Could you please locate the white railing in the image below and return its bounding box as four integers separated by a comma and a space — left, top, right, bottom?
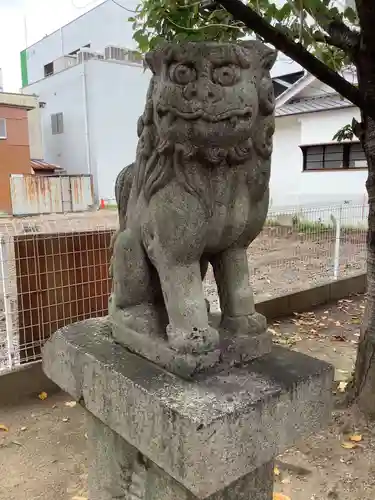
0, 203, 368, 373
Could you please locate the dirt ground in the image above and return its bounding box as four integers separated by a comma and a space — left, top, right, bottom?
0, 209, 367, 369
0, 295, 374, 500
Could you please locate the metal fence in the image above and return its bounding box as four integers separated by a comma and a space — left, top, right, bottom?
10, 174, 94, 216
0, 203, 368, 373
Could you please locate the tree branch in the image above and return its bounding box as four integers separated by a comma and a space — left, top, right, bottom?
216, 0, 375, 120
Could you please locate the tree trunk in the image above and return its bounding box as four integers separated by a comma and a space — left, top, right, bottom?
353, 145, 375, 416
352, 0, 375, 416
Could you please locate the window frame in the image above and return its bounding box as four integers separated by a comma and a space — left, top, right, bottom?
300, 141, 366, 172
44, 62, 54, 77
0, 118, 7, 139
51, 112, 64, 135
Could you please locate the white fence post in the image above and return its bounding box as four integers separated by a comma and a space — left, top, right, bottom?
331, 206, 342, 281
0, 234, 14, 369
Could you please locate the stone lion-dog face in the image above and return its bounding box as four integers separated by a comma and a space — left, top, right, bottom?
145, 41, 276, 154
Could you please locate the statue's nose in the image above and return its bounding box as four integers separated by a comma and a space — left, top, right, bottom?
183, 81, 223, 103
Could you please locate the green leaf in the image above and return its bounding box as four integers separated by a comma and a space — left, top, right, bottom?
344, 6, 358, 24
133, 29, 150, 53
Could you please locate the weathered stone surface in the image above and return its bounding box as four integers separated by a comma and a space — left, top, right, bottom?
110, 40, 277, 369
43, 318, 333, 498
86, 410, 273, 500
110, 308, 271, 378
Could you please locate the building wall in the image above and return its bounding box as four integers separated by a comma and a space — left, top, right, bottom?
0, 93, 44, 159
21, 0, 138, 87
0, 105, 32, 213
24, 63, 93, 187
24, 59, 150, 202
271, 107, 367, 209
85, 59, 151, 201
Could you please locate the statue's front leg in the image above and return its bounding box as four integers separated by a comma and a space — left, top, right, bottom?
146, 184, 219, 354
211, 248, 266, 335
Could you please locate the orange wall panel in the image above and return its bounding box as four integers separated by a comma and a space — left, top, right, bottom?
0, 105, 32, 213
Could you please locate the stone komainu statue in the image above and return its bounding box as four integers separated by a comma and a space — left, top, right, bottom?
110, 41, 277, 370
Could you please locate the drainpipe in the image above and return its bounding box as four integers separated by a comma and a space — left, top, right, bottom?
60, 27, 64, 57
81, 63, 96, 204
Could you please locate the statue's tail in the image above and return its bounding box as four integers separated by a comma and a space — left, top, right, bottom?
115, 163, 135, 230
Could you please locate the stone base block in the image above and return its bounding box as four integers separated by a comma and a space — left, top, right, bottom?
43, 317, 333, 499
110, 309, 271, 378
87, 411, 274, 500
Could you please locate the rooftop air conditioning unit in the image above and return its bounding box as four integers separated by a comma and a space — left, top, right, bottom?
104, 45, 127, 61
78, 50, 97, 64
127, 50, 143, 63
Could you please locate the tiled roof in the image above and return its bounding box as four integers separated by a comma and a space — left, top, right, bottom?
276, 93, 354, 117
31, 159, 63, 172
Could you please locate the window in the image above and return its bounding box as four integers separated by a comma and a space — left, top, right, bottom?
301, 142, 366, 171
44, 62, 54, 77
0, 118, 6, 139
51, 112, 64, 135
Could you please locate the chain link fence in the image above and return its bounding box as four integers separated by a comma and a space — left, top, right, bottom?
0, 203, 368, 373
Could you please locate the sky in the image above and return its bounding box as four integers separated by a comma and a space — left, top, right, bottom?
0, 0, 104, 91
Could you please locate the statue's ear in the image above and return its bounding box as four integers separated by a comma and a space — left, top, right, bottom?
145, 43, 171, 75
240, 40, 277, 72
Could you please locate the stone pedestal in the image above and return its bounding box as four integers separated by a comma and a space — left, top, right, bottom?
43, 318, 333, 500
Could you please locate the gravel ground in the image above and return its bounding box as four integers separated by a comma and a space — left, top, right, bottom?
0, 210, 367, 370
0, 295, 373, 500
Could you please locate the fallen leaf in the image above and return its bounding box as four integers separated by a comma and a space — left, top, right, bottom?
341, 441, 357, 449
349, 434, 362, 442
65, 401, 77, 408
332, 334, 347, 342
274, 466, 280, 476
338, 381, 348, 393
38, 392, 48, 401
20, 426, 27, 432
273, 494, 291, 500
281, 477, 291, 484
0, 424, 9, 432
351, 317, 361, 325
62, 418, 69, 423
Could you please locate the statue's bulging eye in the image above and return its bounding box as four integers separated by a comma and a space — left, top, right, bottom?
169, 63, 197, 85
212, 65, 240, 86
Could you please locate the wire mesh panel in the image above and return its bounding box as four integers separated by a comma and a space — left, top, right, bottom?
14, 230, 113, 364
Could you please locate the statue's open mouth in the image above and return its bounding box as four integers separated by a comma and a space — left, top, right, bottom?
157, 106, 253, 124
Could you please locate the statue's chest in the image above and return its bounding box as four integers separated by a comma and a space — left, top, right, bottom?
202, 166, 252, 249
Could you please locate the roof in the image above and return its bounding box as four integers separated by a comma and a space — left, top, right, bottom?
0, 92, 38, 111
31, 159, 63, 172
275, 93, 354, 117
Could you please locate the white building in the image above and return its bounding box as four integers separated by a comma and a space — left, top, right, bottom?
271, 72, 366, 210
21, 0, 147, 202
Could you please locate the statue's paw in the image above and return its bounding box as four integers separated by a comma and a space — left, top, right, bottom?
221, 312, 267, 336
166, 324, 219, 355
